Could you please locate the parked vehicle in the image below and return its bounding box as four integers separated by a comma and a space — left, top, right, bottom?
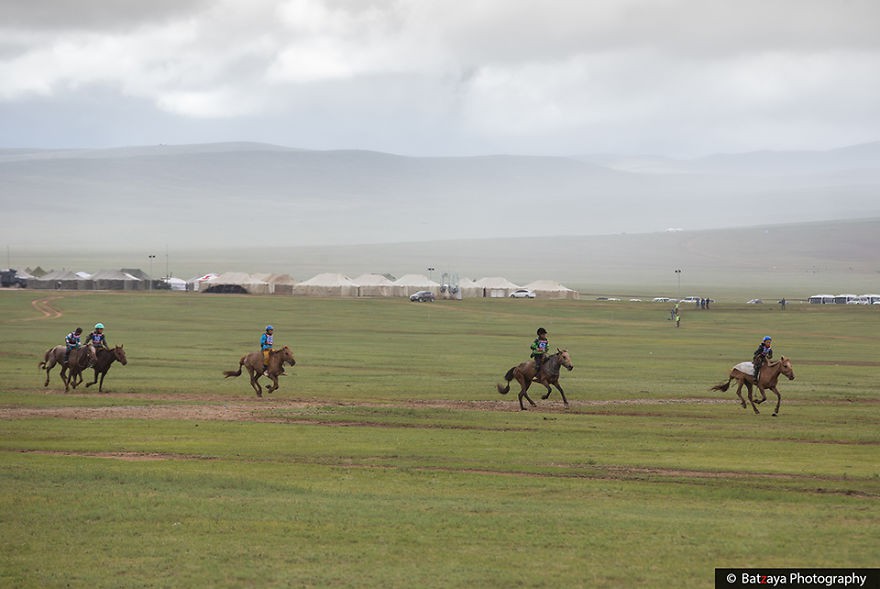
509, 289, 536, 299
409, 290, 435, 302
746, 299, 763, 304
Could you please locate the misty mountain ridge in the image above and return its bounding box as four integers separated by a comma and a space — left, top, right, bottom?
2, 141, 879, 251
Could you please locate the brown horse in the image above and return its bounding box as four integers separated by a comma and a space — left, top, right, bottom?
63, 346, 98, 392
39, 345, 95, 389
710, 356, 795, 416
83, 345, 128, 392
497, 349, 574, 410
223, 346, 296, 397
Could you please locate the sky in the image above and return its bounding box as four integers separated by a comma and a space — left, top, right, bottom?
1, 0, 879, 157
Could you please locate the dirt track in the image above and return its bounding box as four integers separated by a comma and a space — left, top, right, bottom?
0, 394, 734, 423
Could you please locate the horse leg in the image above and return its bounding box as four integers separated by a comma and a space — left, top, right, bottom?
85, 368, 99, 388
267, 374, 278, 394
517, 378, 537, 410
552, 382, 569, 406
745, 382, 760, 414
770, 386, 781, 417
734, 381, 747, 408
97, 371, 107, 393
248, 367, 262, 397
539, 381, 553, 400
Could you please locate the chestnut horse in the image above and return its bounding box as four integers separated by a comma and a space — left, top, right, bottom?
223, 346, 296, 397
497, 349, 574, 410
82, 345, 128, 393
39, 345, 95, 390
710, 356, 795, 416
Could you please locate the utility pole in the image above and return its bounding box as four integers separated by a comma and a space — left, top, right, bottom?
675, 268, 681, 300
149, 254, 156, 292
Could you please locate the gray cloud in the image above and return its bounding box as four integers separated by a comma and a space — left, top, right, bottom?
1, 0, 878, 156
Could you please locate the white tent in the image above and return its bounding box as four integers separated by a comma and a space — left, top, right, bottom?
252, 273, 296, 295
90, 269, 143, 291
163, 277, 187, 291
353, 273, 401, 297
524, 279, 580, 300
393, 274, 440, 297
456, 277, 483, 299
293, 273, 358, 297
201, 272, 270, 294
188, 273, 218, 292
473, 276, 521, 298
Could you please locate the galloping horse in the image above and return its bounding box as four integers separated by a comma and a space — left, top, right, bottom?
223, 346, 296, 397
39, 345, 95, 389
497, 349, 574, 410
710, 356, 795, 416
83, 345, 128, 393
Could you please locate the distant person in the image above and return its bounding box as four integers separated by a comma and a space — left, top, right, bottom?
779, 298, 786, 311
530, 327, 549, 376
85, 323, 108, 351
64, 327, 82, 364
261, 325, 274, 376
674, 309, 681, 328
753, 336, 773, 383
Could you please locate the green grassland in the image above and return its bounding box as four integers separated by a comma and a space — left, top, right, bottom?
1, 290, 878, 588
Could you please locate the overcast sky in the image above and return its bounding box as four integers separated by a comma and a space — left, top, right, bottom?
2, 0, 879, 157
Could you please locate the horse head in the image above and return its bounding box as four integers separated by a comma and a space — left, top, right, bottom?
278, 346, 296, 367
113, 345, 128, 366
779, 356, 794, 380
556, 348, 574, 371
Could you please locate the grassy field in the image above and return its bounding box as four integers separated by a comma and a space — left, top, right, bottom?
1, 290, 878, 588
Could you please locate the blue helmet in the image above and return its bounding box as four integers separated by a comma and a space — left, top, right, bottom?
266, 325, 274, 331
95, 323, 105, 329
763, 336, 772, 341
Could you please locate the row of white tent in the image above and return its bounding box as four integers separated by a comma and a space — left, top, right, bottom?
189, 272, 579, 299
808, 294, 880, 304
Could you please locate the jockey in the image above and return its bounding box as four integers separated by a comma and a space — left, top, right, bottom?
530, 327, 549, 376
85, 323, 109, 351
753, 336, 773, 383
64, 327, 83, 364
261, 325, 274, 376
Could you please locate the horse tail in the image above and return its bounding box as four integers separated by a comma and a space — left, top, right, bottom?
38, 348, 51, 369
222, 356, 246, 378
496, 366, 516, 395
709, 378, 731, 392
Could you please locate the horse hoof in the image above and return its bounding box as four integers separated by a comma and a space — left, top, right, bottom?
772, 413, 778, 417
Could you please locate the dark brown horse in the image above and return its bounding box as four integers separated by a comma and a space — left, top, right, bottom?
39, 345, 95, 390
223, 346, 296, 397
710, 356, 795, 416
82, 345, 128, 392
497, 349, 574, 410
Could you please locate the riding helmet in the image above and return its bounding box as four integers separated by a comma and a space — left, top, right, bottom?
763, 336, 772, 341
537, 327, 547, 336
266, 325, 274, 331
94, 323, 104, 329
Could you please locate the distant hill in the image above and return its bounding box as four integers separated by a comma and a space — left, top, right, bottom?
2, 142, 879, 254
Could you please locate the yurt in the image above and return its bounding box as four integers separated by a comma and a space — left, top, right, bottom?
29, 269, 81, 290
393, 274, 440, 297
252, 273, 296, 295
353, 274, 400, 297
89, 269, 142, 291
292, 273, 359, 297
524, 280, 580, 300
188, 273, 218, 292
201, 272, 270, 294
473, 276, 521, 298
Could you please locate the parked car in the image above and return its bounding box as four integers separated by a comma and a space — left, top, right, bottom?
746, 299, 763, 304
509, 289, 536, 299
409, 290, 435, 302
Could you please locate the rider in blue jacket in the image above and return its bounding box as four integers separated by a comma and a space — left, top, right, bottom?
261, 325, 274, 376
